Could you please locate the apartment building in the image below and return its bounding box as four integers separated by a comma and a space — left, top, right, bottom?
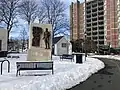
70, 0, 119, 48
104, 0, 118, 48
117, 0, 120, 46
70, 1, 84, 40
86, 0, 104, 49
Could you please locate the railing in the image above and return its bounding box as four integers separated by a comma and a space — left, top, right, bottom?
0, 58, 10, 75
0, 51, 10, 75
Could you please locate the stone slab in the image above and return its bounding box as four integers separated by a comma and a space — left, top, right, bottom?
27, 23, 52, 61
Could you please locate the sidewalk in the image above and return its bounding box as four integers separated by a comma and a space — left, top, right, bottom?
68, 58, 120, 90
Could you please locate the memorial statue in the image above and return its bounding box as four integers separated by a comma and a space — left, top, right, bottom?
43, 28, 50, 49
32, 27, 43, 47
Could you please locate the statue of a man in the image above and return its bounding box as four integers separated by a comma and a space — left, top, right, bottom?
43, 28, 50, 49
32, 27, 43, 47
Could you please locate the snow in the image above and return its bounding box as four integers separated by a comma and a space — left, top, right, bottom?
0, 54, 105, 90
90, 55, 120, 61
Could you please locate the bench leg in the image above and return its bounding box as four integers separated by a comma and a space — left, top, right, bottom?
16, 70, 20, 76
19, 71, 20, 75
52, 69, 54, 74
16, 70, 19, 76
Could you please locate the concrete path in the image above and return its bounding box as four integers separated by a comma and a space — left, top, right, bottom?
68, 58, 120, 90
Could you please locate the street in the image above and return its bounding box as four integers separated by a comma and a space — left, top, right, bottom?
68, 58, 120, 90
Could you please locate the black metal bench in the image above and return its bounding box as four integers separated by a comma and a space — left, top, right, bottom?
16, 61, 54, 76
60, 54, 74, 61
7, 55, 19, 58
0, 51, 10, 75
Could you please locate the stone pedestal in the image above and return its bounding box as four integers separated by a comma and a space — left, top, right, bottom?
27, 47, 51, 61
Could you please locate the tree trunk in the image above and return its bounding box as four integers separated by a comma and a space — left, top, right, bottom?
7, 30, 10, 51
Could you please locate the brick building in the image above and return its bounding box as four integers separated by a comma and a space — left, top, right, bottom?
70, 0, 119, 48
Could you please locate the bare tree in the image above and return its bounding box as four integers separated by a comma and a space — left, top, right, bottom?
39, 0, 69, 37
19, 27, 28, 52
0, 0, 19, 39
54, 17, 70, 36
18, 0, 38, 25
37, 6, 47, 23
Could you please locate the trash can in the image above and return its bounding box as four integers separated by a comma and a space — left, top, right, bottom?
76, 54, 82, 63
72, 53, 83, 63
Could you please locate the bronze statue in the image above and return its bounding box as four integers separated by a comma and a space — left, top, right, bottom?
32, 27, 43, 47
43, 28, 50, 49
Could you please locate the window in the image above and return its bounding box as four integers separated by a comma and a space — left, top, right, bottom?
61, 43, 67, 47
0, 40, 1, 51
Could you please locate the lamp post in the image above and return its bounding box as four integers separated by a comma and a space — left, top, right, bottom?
84, 33, 87, 61
84, 0, 87, 61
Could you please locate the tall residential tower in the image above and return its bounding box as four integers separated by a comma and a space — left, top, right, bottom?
70, 0, 119, 48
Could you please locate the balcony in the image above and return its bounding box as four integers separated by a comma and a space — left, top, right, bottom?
92, 27, 97, 31
98, 5, 104, 8
87, 19, 91, 23
94, 41, 97, 43
87, 32, 91, 36
87, 29, 91, 32
98, 7, 104, 11
98, 24, 104, 27
99, 31, 104, 34
92, 35, 98, 39
92, 4, 97, 8
87, 2, 91, 6
87, 37, 91, 40
98, 29, 104, 32
92, 32, 97, 35
98, 26, 104, 30
98, 1, 104, 6
98, 16, 104, 20
87, 10, 91, 14
87, 6, 91, 10
92, 13, 97, 17
92, 0, 97, 5
92, 30, 98, 33
99, 41, 104, 44
92, 8, 97, 12
87, 15, 91, 18
92, 18, 97, 21
98, 10, 104, 13
99, 34, 104, 37
98, 21, 104, 25
92, 22, 97, 26
87, 23, 91, 27
98, 11, 104, 16
93, 37, 98, 40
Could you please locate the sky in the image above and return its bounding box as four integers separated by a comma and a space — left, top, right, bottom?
10, 0, 85, 38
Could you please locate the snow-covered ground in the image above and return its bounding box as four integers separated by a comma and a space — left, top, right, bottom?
0, 54, 105, 90
89, 55, 120, 61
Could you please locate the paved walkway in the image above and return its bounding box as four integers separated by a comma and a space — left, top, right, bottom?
68, 58, 120, 90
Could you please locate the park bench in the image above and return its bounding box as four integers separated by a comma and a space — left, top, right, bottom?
0, 51, 10, 75
60, 54, 74, 61
7, 55, 19, 59
16, 61, 54, 76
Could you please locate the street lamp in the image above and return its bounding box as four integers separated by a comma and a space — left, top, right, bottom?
84, 33, 87, 61
84, 0, 87, 61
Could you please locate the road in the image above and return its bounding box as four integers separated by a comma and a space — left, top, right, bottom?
67, 58, 120, 90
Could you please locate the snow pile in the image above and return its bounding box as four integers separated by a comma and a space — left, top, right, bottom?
90, 55, 120, 61
0, 54, 105, 90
